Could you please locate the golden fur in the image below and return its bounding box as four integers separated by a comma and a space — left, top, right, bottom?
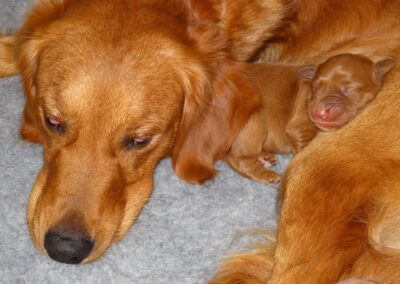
0, 0, 288, 263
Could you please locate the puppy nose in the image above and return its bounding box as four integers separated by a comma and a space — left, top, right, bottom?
44, 231, 94, 264
314, 104, 343, 121
315, 107, 329, 120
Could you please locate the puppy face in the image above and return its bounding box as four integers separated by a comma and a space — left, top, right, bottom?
298, 54, 395, 131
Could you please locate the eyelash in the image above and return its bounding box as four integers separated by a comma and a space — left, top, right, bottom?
45, 116, 64, 132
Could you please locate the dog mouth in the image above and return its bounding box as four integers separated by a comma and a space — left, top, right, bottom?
310, 118, 348, 131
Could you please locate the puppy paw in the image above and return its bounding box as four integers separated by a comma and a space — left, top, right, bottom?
258, 153, 278, 167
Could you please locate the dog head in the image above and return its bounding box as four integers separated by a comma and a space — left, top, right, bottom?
297, 54, 395, 131
8, 0, 281, 263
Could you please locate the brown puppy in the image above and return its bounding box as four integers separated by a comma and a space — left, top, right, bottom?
225, 54, 395, 184
0, 0, 288, 264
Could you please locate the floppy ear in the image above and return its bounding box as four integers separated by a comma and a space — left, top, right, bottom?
7, 0, 71, 144
215, 0, 288, 61
296, 65, 317, 81
184, 0, 288, 61
18, 37, 48, 144
373, 59, 396, 85
0, 35, 19, 77
172, 1, 261, 184
172, 62, 261, 184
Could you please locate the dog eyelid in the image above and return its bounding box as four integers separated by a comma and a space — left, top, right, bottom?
124, 136, 152, 150
45, 116, 64, 133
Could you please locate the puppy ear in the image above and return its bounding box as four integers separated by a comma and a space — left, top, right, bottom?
173, 63, 261, 184
373, 59, 396, 85
297, 65, 317, 81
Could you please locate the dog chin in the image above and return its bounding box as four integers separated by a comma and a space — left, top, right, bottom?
312, 119, 346, 132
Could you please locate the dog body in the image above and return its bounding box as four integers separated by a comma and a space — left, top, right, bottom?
226, 54, 394, 184
211, 0, 400, 283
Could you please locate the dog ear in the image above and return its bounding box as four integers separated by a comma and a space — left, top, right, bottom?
9, 0, 72, 143
217, 0, 288, 61
172, 1, 261, 184
172, 62, 261, 184
18, 36, 49, 143
297, 65, 317, 81
184, 0, 287, 61
373, 59, 396, 85
0, 35, 19, 77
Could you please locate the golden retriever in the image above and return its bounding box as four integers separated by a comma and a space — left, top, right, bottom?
0, 0, 288, 264
211, 0, 400, 283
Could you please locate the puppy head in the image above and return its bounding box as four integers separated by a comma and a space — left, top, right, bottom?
18, 0, 260, 263
297, 54, 395, 131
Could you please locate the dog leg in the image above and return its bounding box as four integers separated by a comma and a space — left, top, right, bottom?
269, 150, 379, 283
345, 191, 400, 284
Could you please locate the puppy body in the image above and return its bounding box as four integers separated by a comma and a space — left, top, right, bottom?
225, 63, 306, 183
226, 54, 393, 184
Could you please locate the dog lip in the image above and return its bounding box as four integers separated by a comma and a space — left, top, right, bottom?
310, 117, 346, 130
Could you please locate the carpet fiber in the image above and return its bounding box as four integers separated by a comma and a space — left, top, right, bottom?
0, 1, 291, 283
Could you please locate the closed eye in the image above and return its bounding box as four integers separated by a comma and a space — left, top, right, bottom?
45, 116, 64, 133
124, 136, 152, 150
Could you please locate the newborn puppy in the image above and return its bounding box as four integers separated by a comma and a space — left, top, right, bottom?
225, 54, 395, 183
299, 54, 396, 131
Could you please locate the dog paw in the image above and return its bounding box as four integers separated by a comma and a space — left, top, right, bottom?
258, 153, 278, 167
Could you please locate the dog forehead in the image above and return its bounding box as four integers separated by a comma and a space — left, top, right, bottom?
36, 41, 186, 134
317, 55, 375, 82
42, 58, 183, 114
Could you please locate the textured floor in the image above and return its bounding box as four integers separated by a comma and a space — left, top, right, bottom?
0, 1, 291, 283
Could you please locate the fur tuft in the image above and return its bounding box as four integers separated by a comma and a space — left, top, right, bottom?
0, 34, 18, 77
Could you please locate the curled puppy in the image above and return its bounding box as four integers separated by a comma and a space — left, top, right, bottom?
225, 54, 395, 183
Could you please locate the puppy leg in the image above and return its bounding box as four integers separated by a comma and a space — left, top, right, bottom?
226, 155, 281, 184
258, 152, 278, 167
225, 111, 280, 184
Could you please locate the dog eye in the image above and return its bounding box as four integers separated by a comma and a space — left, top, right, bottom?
341, 86, 353, 94
45, 116, 64, 132
124, 136, 151, 150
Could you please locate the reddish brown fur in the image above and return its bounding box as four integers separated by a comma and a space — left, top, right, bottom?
0, 0, 288, 263
211, 0, 400, 283
225, 54, 392, 184
302, 54, 395, 131
262, 0, 400, 63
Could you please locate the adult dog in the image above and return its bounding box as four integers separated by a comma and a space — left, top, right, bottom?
0, 0, 288, 264
211, 0, 400, 283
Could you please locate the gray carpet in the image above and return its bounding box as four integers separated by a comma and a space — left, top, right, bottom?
0, 1, 290, 283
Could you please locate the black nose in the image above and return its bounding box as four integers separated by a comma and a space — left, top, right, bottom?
44, 231, 94, 264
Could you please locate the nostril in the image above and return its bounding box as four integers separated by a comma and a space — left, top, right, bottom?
44, 231, 94, 264
314, 104, 344, 122
315, 107, 328, 120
